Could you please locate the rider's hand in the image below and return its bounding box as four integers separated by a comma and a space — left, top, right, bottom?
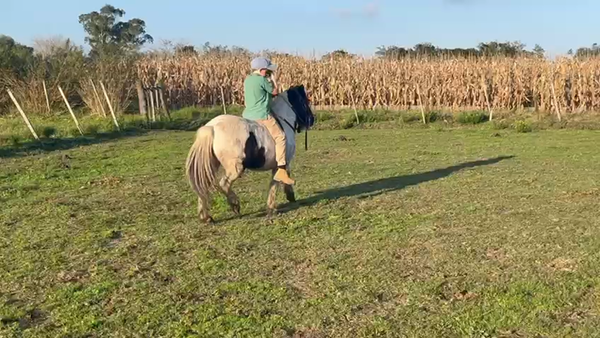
269, 72, 279, 88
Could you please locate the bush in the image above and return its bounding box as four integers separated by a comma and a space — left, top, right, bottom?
84, 124, 100, 135
316, 111, 335, 122
457, 111, 489, 124
425, 111, 441, 123
402, 112, 421, 123
339, 114, 356, 129
67, 128, 82, 137
401, 111, 445, 124
10, 135, 22, 147
41, 126, 57, 138
513, 120, 533, 133
492, 120, 510, 130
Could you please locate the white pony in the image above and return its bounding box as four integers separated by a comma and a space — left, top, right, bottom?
185, 85, 314, 223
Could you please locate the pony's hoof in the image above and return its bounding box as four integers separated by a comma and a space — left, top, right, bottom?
231, 204, 241, 216
201, 216, 214, 224
266, 209, 278, 220
284, 186, 296, 203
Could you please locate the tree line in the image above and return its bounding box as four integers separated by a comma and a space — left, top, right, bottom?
3, 3, 600, 79
326, 42, 600, 60
2, 3, 600, 115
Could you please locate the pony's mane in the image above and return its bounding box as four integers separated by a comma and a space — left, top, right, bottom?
271, 85, 314, 132
271, 90, 297, 121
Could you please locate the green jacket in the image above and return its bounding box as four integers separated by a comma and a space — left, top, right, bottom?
242, 73, 274, 120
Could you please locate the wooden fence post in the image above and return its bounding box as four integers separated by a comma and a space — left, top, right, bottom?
100, 81, 121, 131
7, 89, 39, 140
158, 86, 171, 121
90, 79, 107, 117
42, 80, 51, 113
58, 86, 84, 135
149, 88, 156, 122
136, 80, 147, 116
220, 85, 228, 115
482, 77, 493, 122
416, 84, 427, 124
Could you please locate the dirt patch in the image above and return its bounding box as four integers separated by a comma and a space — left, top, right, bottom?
547, 257, 577, 272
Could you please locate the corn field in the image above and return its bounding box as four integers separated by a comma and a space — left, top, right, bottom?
4, 55, 600, 116
137, 55, 600, 114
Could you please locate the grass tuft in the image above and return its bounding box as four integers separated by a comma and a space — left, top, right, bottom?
457, 111, 489, 125
513, 120, 533, 133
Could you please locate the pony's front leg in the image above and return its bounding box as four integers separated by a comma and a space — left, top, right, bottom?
266, 169, 279, 218
283, 169, 296, 203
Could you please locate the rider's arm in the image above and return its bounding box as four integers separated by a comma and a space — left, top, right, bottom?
270, 74, 279, 96
262, 76, 278, 96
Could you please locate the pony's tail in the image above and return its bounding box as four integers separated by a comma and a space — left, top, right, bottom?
185, 126, 220, 201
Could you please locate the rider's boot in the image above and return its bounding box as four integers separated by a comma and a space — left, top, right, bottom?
273, 167, 295, 185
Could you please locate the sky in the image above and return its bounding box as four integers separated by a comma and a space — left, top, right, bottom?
1, 0, 598, 57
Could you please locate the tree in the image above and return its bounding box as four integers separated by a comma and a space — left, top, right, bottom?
375, 41, 549, 59
322, 49, 354, 60
413, 43, 438, 56
78, 4, 153, 57
197, 42, 250, 57
575, 43, 600, 59
0, 35, 35, 76
376, 44, 479, 59
33, 37, 85, 81
533, 44, 545, 58
444, 48, 480, 58
175, 45, 197, 56
33, 35, 74, 57
375, 45, 411, 59
478, 40, 530, 57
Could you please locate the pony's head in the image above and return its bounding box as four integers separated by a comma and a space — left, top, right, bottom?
272, 85, 315, 133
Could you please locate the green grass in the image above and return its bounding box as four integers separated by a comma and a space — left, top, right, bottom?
2, 115, 600, 336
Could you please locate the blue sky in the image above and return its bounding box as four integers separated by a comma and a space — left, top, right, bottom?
1, 0, 598, 57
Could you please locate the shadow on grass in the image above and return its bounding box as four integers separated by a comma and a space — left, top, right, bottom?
199, 156, 516, 223
273, 155, 515, 215
0, 129, 150, 158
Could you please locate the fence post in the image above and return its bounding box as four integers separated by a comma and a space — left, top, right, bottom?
136, 80, 147, 116
42, 80, 51, 113
7, 89, 39, 140
100, 81, 121, 131
58, 86, 84, 135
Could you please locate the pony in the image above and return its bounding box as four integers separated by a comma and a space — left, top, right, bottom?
185, 85, 315, 223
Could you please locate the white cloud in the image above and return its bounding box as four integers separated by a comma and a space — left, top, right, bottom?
331, 1, 380, 19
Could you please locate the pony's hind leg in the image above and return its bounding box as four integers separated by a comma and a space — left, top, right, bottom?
218, 161, 244, 215
267, 169, 279, 218
283, 169, 296, 203
197, 196, 214, 224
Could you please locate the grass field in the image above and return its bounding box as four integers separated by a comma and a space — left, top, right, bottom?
2, 124, 600, 337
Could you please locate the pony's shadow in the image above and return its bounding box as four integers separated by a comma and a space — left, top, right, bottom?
219, 155, 514, 222
279, 155, 514, 215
